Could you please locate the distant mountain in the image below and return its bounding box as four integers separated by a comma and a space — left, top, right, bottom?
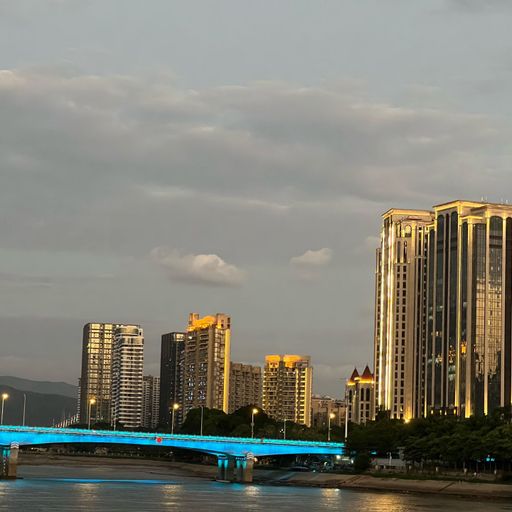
0, 376, 77, 398
0, 385, 77, 427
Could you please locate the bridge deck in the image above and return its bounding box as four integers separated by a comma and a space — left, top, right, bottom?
0, 426, 344, 458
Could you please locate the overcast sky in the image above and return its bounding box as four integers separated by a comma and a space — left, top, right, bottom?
1, 0, 512, 396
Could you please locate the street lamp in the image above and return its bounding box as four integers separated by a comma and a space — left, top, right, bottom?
200, 405, 204, 436
87, 398, 96, 430
251, 408, 259, 438
328, 412, 335, 442
171, 403, 180, 435
22, 393, 27, 426
283, 418, 287, 440
1, 393, 9, 425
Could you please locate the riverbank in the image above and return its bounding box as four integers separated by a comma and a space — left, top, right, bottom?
17, 453, 512, 499
267, 471, 512, 499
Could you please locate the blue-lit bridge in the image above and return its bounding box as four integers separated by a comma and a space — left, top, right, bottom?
0, 426, 344, 482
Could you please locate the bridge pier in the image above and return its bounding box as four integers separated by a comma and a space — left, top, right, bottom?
234, 455, 254, 483
1, 444, 18, 479
216, 455, 235, 482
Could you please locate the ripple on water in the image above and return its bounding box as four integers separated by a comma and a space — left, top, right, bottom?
1, 465, 510, 512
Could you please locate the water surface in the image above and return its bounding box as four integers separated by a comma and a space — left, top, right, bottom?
1, 465, 510, 511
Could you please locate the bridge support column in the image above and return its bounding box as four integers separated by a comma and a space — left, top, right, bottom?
234, 455, 254, 483
1, 444, 18, 479
216, 455, 235, 482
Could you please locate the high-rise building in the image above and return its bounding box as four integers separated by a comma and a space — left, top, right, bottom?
345, 366, 375, 425
311, 395, 346, 430
183, 313, 231, 416
228, 363, 262, 413
142, 375, 160, 430
423, 201, 512, 417
374, 209, 434, 420
375, 200, 512, 419
111, 325, 144, 429
159, 332, 185, 427
79, 323, 117, 424
262, 355, 313, 427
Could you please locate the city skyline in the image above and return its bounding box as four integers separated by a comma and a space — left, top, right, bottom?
2, 1, 512, 397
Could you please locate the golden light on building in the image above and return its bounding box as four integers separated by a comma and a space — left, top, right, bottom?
262, 354, 312, 427
345, 367, 375, 425
183, 313, 231, 415
374, 200, 512, 420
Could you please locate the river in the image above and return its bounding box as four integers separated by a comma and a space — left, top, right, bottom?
0, 464, 511, 511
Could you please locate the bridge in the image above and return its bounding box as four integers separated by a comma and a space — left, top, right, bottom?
0, 426, 344, 482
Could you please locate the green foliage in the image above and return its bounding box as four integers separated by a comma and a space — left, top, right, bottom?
347, 413, 512, 470
179, 405, 339, 441
353, 451, 371, 472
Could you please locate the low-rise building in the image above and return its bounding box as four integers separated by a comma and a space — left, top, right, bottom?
345, 366, 375, 425
311, 395, 346, 430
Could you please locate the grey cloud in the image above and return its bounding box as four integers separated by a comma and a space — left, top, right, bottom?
151, 247, 246, 287
0, 69, 507, 258
290, 248, 333, 267
1, 68, 511, 395
290, 248, 333, 281
446, 0, 512, 10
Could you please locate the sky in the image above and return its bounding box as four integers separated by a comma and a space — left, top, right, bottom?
1, 0, 512, 396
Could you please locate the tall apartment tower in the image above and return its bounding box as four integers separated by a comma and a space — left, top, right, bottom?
262, 355, 313, 427
183, 313, 231, 416
228, 363, 262, 413
375, 200, 512, 419
374, 209, 434, 420
345, 367, 375, 425
159, 332, 186, 427
79, 323, 117, 424
423, 200, 512, 417
142, 375, 160, 430
111, 325, 144, 429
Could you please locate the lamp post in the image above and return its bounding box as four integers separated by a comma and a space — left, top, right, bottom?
87, 398, 96, 430
22, 393, 26, 426
344, 407, 349, 441
328, 412, 335, 442
171, 403, 180, 435
1, 393, 9, 425
283, 418, 287, 440
251, 408, 259, 438
200, 405, 204, 436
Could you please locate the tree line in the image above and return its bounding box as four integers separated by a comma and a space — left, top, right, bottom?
348, 408, 512, 472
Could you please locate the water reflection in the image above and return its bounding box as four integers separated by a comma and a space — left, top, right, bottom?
0, 465, 509, 512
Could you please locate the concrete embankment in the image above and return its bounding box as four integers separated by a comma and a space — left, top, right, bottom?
265, 471, 512, 499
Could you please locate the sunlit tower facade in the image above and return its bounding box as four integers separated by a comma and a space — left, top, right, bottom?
375, 200, 512, 420
423, 200, 512, 417
79, 323, 117, 424
183, 313, 231, 416
374, 209, 434, 420
262, 355, 313, 427
111, 325, 144, 429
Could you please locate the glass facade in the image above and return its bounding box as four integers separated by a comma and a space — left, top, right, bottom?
377, 201, 512, 419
